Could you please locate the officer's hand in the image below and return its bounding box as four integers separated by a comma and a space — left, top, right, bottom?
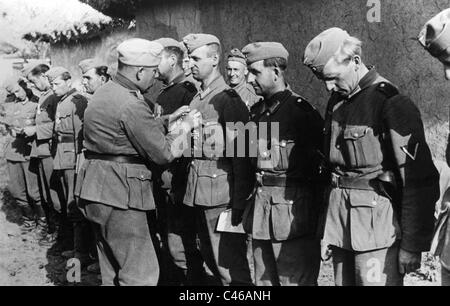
398, 248, 421, 275
231, 208, 244, 226
23, 126, 37, 137
169, 105, 190, 124
183, 110, 202, 130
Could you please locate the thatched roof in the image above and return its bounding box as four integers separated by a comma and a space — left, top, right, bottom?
80, 0, 144, 19
0, 0, 132, 50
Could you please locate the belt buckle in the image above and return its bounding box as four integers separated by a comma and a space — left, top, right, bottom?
331, 174, 340, 188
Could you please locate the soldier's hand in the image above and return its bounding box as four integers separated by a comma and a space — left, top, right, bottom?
169, 105, 190, 124
231, 208, 244, 226
23, 126, 37, 137
183, 110, 202, 130
398, 248, 421, 275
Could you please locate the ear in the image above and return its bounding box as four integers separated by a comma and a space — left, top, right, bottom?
273, 67, 281, 78
136, 67, 144, 81
100, 76, 107, 84
353, 55, 362, 69
211, 53, 219, 67
170, 54, 177, 67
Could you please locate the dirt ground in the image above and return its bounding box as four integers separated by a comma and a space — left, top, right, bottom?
0, 133, 442, 286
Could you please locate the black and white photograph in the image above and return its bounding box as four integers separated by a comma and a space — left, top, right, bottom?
0, 0, 449, 292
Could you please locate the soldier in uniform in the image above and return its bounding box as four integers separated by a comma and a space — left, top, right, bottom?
46, 67, 90, 262
74, 38, 201, 286
1, 79, 41, 229
79, 59, 110, 96
153, 37, 204, 285
226, 48, 260, 109
418, 9, 450, 286
182, 33, 253, 286
241, 42, 323, 286
303, 27, 440, 286
22, 61, 61, 243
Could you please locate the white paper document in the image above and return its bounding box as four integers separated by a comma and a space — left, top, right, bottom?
215, 209, 246, 234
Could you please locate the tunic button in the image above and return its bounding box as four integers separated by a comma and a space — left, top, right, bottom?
258, 188, 262, 193
140, 175, 144, 179
371, 201, 377, 206
260, 171, 265, 176
288, 200, 294, 205
212, 174, 217, 178
353, 133, 359, 137
336, 145, 340, 149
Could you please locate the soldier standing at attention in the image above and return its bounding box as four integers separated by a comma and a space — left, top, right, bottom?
153, 37, 204, 285
46, 67, 90, 264
418, 8, 450, 286
22, 62, 61, 243
2, 79, 40, 229
241, 42, 323, 286
182, 33, 253, 286
303, 27, 440, 286
75, 38, 201, 286
226, 48, 261, 109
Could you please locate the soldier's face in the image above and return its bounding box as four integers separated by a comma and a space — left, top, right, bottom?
226, 61, 247, 86
247, 60, 276, 97
156, 51, 174, 82
322, 57, 360, 96
12, 84, 27, 101
188, 45, 216, 81
51, 77, 71, 97
27, 73, 50, 92
82, 68, 104, 94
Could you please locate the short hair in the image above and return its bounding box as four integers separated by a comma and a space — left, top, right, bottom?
60, 71, 72, 81
263, 57, 288, 72
30, 64, 50, 76
18, 79, 37, 101
94, 66, 111, 81
164, 46, 184, 68
334, 36, 363, 64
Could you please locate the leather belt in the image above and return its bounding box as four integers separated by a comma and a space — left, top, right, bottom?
256, 173, 307, 187
58, 135, 75, 143
85, 151, 145, 164
331, 173, 377, 191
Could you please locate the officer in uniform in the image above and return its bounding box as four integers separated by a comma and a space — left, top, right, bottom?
303, 27, 440, 286
79, 59, 110, 96
22, 61, 61, 242
2, 79, 40, 229
47, 67, 90, 262
75, 38, 201, 286
226, 48, 260, 109
241, 42, 323, 286
153, 37, 204, 285
182, 33, 253, 286
418, 9, 450, 286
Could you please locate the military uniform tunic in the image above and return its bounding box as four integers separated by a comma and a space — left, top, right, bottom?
243, 89, 323, 285
184, 74, 253, 285
322, 68, 439, 285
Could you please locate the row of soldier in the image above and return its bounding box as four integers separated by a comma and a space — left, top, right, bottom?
1, 19, 449, 286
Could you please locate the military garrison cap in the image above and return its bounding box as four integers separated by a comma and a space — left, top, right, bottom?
182, 33, 220, 54
117, 38, 163, 67
418, 9, 450, 62
22, 60, 50, 77
79, 58, 105, 74
46, 66, 70, 82
242, 42, 289, 65
227, 48, 247, 65
303, 27, 351, 75
155, 37, 184, 50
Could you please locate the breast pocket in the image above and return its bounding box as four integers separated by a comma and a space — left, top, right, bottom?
349, 190, 400, 251
272, 139, 295, 171
195, 163, 232, 207
126, 167, 155, 211
341, 126, 382, 168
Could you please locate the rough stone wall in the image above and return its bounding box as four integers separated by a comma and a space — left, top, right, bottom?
135, 0, 450, 159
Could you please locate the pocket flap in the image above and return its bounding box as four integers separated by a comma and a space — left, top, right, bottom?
271, 187, 302, 204
196, 161, 231, 178
349, 190, 390, 208
126, 167, 152, 181
62, 142, 75, 153
343, 127, 368, 140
